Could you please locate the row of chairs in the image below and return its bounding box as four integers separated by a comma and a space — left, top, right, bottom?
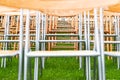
0, 8, 120, 80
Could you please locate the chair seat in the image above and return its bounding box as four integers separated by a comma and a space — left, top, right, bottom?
0, 50, 19, 57
104, 51, 120, 57
26, 50, 100, 57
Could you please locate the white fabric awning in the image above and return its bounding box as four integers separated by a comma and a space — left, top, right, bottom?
0, 0, 119, 16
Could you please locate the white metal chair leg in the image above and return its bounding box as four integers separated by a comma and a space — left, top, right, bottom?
42, 57, 45, 69
1, 58, 6, 68
24, 56, 28, 80
41, 14, 45, 69
98, 56, 102, 80
117, 57, 120, 69
84, 11, 90, 80
78, 13, 83, 69
34, 11, 41, 80
24, 9, 30, 80
94, 8, 103, 80
3, 58, 6, 68
18, 9, 24, 80
79, 57, 82, 69
99, 8, 105, 80
88, 57, 91, 80
85, 57, 91, 80
34, 58, 39, 80
87, 11, 91, 80
86, 57, 89, 80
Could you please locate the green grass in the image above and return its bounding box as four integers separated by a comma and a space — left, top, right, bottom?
105, 57, 120, 80
39, 57, 85, 80
0, 42, 119, 80
0, 58, 18, 80
0, 57, 120, 80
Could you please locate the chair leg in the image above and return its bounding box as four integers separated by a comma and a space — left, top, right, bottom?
86, 57, 88, 80
88, 57, 91, 80
79, 56, 82, 69
42, 57, 45, 69
0, 58, 6, 68
4, 58, 6, 68
117, 57, 120, 69
18, 54, 23, 80
34, 57, 39, 80
24, 56, 28, 80
86, 57, 91, 80
98, 56, 102, 80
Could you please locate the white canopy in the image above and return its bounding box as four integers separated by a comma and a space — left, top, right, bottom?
0, 0, 119, 16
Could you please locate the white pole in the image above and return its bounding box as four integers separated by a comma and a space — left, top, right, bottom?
41, 14, 45, 69
99, 8, 105, 80
34, 11, 40, 80
24, 9, 30, 80
78, 13, 82, 69
94, 8, 102, 80
18, 9, 24, 80
87, 11, 91, 80
84, 11, 89, 80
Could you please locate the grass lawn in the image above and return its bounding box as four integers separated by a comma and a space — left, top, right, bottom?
0, 56, 120, 80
